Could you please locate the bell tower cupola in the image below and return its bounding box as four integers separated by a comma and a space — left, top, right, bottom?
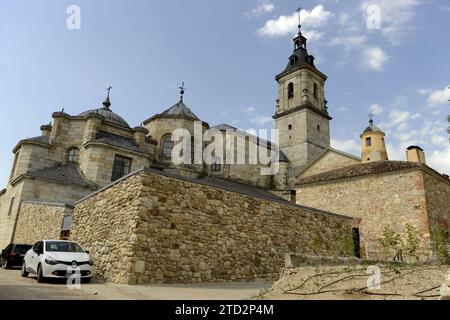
273, 6, 331, 174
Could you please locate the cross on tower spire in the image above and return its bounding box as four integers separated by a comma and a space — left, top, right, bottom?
179, 82, 186, 102
103, 86, 112, 109
369, 113, 374, 124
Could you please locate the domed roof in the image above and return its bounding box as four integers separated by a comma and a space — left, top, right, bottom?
78, 107, 130, 129
363, 120, 383, 134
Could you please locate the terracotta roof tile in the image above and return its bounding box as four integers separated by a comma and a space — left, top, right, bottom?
296, 161, 425, 185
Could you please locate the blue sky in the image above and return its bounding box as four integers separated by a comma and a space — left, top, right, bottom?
0, 0, 449, 186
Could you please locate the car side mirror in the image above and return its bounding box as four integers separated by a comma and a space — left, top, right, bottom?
85, 250, 90, 254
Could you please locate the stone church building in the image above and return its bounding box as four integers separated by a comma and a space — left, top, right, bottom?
0, 25, 448, 284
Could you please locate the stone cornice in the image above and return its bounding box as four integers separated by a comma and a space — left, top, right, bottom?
273, 102, 332, 121
12, 140, 49, 154
143, 114, 211, 128
275, 64, 327, 82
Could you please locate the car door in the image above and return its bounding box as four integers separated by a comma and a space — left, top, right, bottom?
27, 241, 42, 272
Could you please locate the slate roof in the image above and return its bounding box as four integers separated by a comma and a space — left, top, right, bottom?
211, 124, 274, 148
363, 121, 383, 134
20, 135, 50, 145
143, 100, 201, 124
296, 161, 426, 185
78, 107, 131, 129
161, 101, 200, 120
90, 131, 141, 153
26, 163, 96, 188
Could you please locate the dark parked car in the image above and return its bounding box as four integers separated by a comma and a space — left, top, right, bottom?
1, 244, 32, 269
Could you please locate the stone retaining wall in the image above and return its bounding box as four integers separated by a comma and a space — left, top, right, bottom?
71, 169, 354, 285
14, 201, 72, 244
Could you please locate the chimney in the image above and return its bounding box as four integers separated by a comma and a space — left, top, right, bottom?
406, 146, 426, 164
40, 124, 52, 137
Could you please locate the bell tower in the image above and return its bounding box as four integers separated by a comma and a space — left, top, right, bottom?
273, 10, 331, 174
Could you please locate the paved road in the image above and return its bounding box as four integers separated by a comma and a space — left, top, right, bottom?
0, 267, 272, 300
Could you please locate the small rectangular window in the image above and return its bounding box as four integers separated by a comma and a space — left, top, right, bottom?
288, 124, 292, 130
366, 137, 372, 147
111, 155, 132, 182
7, 197, 15, 217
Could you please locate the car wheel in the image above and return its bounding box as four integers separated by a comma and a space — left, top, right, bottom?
82, 278, 92, 284
37, 264, 46, 283
21, 262, 29, 277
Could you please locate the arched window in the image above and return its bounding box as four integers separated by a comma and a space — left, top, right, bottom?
67, 147, 80, 163
288, 83, 294, 99
161, 135, 174, 158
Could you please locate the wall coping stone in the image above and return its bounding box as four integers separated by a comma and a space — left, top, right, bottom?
21, 200, 75, 209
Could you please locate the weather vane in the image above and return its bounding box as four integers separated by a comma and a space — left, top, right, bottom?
107, 86, 112, 97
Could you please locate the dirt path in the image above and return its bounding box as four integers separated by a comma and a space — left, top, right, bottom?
0, 268, 272, 300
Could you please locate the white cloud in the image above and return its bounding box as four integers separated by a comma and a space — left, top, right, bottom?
394, 130, 418, 142
250, 115, 272, 125
329, 35, 366, 51
361, 0, 422, 45
257, 5, 332, 38
386, 143, 406, 161
396, 122, 409, 132
388, 109, 421, 127
242, 106, 256, 113
337, 106, 349, 112
418, 88, 433, 96
420, 120, 447, 137
369, 103, 384, 115
246, 1, 274, 18
427, 86, 450, 106
431, 135, 447, 145
362, 47, 389, 71
428, 145, 450, 175
331, 138, 360, 155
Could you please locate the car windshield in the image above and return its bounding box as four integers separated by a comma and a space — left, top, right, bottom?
13, 245, 32, 253
45, 241, 84, 253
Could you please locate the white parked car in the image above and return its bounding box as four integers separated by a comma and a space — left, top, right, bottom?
22, 240, 93, 283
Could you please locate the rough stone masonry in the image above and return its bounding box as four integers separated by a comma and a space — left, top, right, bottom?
70, 168, 354, 285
